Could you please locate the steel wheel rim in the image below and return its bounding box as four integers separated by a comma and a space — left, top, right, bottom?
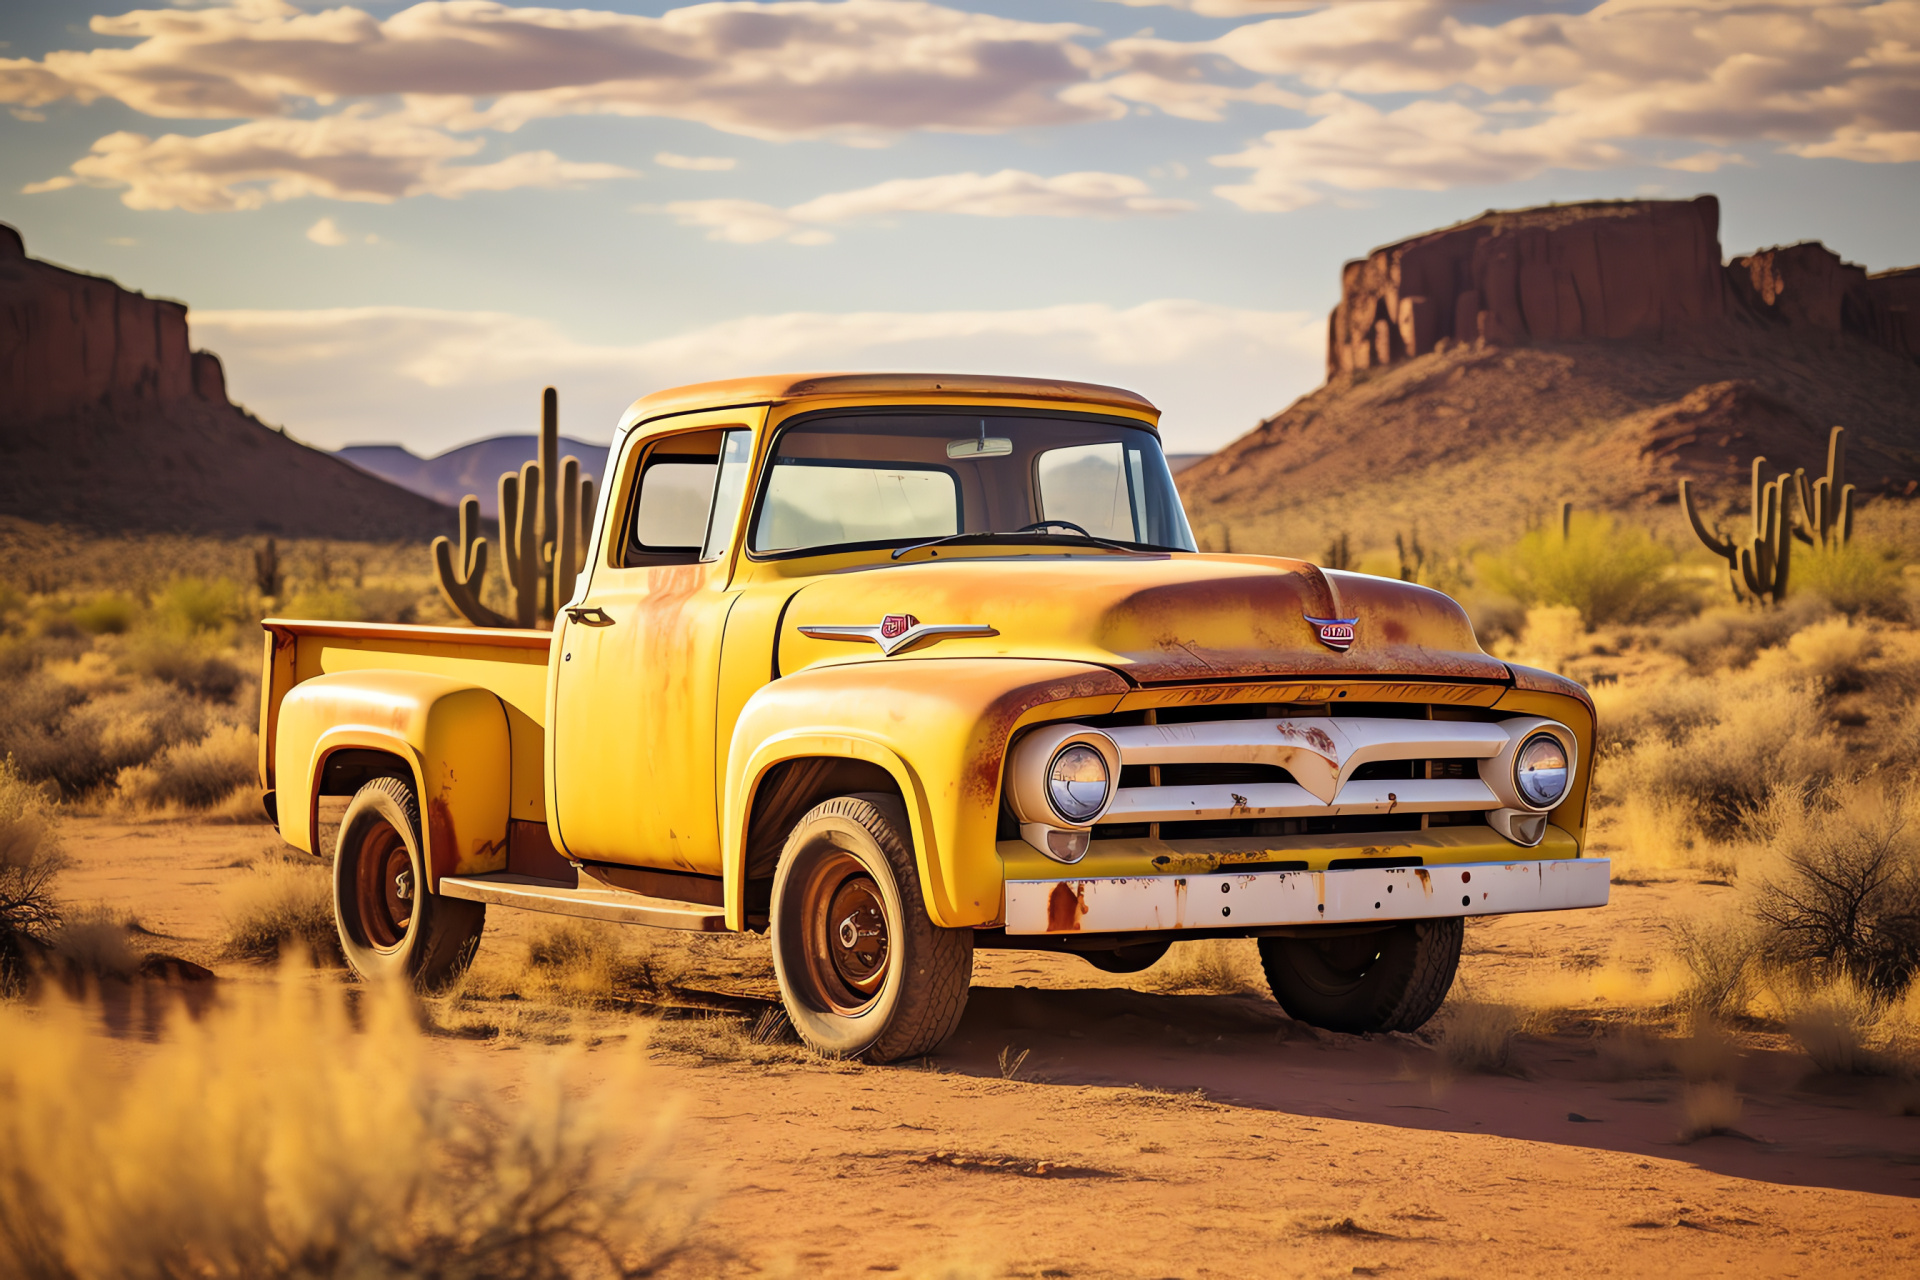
354, 821, 413, 951
1292, 933, 1384, 997
798, 848, 891, 1014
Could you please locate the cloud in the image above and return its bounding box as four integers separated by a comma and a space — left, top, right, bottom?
661, 168, 1195, 243
0, 0, 1115, 139
655, 151, 736, 171
306, 216, 349, 245
26, 113, 635, 211
187, 300, 1323, 453
1212, 94, 1626, 210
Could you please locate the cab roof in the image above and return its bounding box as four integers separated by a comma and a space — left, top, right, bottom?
619, 372, 1159, 432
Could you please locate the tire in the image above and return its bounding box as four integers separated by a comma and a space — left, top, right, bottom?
333, 777, 486, 992
1078, 941, 1172, 974
770, 794, 973, 1062
1258, 918, 1462, 1034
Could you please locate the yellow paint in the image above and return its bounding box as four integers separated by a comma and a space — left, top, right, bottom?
272, 669, 510, 885
258, 373, 1599, 937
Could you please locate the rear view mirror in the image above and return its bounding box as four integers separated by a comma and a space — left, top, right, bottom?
947, 436, 1012, 458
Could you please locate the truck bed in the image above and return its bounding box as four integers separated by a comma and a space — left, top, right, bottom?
259, 618, 554, 831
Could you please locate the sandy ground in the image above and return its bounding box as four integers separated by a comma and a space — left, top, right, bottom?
50, 812, 1920, 1278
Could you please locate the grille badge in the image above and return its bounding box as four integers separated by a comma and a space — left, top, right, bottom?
1304, 615, 1357, 651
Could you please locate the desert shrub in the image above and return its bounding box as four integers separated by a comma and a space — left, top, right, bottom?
44, 906, 142, 982
224, 855, 340, 964
1778, 616, 1878, 691
1479, 513, 1694, 630
1795, 541, 1907, 620
1609, 672, 1843, 833
120, 625, 245, 700
1669, 913, 1760, 1017
1749, 780, 1920, 999
150, 575, 241, 634
1781, 975, 1888, 1074
1660, 594, 1831, 672
68, 594, 134, 636
279, 587, 365, 622
116, 723, 256, 812
1144, 939, 1262, 995
0, 679, 210, 800
0, 759, 67, 991
1435, 999, 1524, 1073
0, 973, 694, 1279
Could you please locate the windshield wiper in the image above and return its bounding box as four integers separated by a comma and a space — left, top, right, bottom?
890, 520, 1156, 561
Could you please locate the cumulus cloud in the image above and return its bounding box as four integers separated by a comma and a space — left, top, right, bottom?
188, 300, 1322, 453
1212, 94, 1627, 210
655, 151, 736, 171
0, 0, 1114, 138
23, 113, 634, 211
1197, 0, 1920, 203
306, 216, 349, 246
662, 168, 1194, 243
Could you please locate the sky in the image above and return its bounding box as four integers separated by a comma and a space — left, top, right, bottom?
3, 0, 1916, 457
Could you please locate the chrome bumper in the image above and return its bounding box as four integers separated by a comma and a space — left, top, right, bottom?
1003, 858, 1610, 935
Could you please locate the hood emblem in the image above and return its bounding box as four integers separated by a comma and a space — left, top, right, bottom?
1304, 615, 1357, 652
800, 613, 999, 656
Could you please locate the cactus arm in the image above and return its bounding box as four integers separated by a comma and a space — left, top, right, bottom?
1841, 484, 1855, 545
512, 461, 541, 628
432, 519, 512, 629
1791, 469, 1816, 545
1680, 479, 1736, 559
577, 476, 595, 572
1773, 474, 1794, 600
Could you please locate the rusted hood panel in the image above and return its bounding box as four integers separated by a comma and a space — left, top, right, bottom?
777, 554, 1507, 684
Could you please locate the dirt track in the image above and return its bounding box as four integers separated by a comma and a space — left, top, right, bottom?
55, 813, 1920, 1278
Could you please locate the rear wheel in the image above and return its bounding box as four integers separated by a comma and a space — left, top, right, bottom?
332, 777, 485, 991
1258, 919, 1461, 1033
770, 794, 972, 1062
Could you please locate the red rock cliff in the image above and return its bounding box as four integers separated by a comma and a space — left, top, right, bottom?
1327, 197, 1919, 380
0, 224, 453, 538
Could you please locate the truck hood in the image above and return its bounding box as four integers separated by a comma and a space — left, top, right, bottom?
776, 554, 1509, 685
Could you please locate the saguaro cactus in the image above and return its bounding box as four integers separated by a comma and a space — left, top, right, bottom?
432, 387, 595, 629
1681, 457, 1798, 605
1793, 425, 1855, 550
252, 537, 283, 599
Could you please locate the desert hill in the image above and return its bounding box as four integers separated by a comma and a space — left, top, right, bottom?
338, 435, 610, 517
1179, 196, 1920, 555
0, 225, 453, 539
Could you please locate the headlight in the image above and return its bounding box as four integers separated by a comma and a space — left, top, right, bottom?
1514, 733, 1570, 808
1047, 744, 1110, 824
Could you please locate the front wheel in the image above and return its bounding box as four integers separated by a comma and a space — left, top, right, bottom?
770, 795, 973, 1062
1258, 918, 1462, 1034
332, 777, 485, 991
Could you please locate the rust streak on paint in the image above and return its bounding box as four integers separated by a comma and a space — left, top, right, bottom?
1045, 881, 1087, 932
1415, 867, 1433, 894
427, 795, 457, 879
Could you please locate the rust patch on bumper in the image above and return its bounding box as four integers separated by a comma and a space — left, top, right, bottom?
1046, 881, 1087, 932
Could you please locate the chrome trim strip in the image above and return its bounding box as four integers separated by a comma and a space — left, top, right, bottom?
1003, 857, 1610, 934
1102, 777, 1499, 824
798, 621, 999, 656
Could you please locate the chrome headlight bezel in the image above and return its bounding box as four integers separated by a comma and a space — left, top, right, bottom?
1481, 717, 1578, 814
1007, 723, 1121, 830
1046, 743, 1111, 826
1513, 732, 1571, 810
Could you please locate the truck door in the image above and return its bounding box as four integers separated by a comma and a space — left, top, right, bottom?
549, 414, 758, 874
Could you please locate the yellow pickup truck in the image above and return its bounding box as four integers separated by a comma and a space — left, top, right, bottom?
259, 372, 1603, 1061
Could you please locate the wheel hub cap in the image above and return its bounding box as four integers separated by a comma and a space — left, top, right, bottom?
826, 876, 888, 996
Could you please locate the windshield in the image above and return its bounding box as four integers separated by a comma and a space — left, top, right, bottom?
748, 411, 1197, 557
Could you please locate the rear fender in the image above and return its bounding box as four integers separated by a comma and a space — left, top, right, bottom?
276, 671, 511, 886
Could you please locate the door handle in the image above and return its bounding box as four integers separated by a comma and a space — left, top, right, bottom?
564, 606, 615, 626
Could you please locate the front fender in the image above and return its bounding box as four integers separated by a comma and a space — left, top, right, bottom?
722, 658, 1129, 929
276, 670, 511, 886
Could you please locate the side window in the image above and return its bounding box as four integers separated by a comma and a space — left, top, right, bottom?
1035, 441, 1138, 542
623, 438, 719, 567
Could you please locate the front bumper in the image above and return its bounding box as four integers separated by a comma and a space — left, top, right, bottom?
1004, 857, 1610, 935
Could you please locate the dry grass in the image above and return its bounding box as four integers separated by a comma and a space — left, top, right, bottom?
1477, 512, 1695, 631
0, 969, 696, 1279
1669, 911, 1762, 1018
1434, 998, 1527, 1074
649, 1009, 821, 1066
222, 852, 341, 965
0, 758, 67, 991
43, 906, 144, 983
1678, 1082, 1744, 1141
115, 723, 257, 813
1141, 939, 1263, 995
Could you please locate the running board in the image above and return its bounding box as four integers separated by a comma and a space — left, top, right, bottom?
436, 872, 726, 932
